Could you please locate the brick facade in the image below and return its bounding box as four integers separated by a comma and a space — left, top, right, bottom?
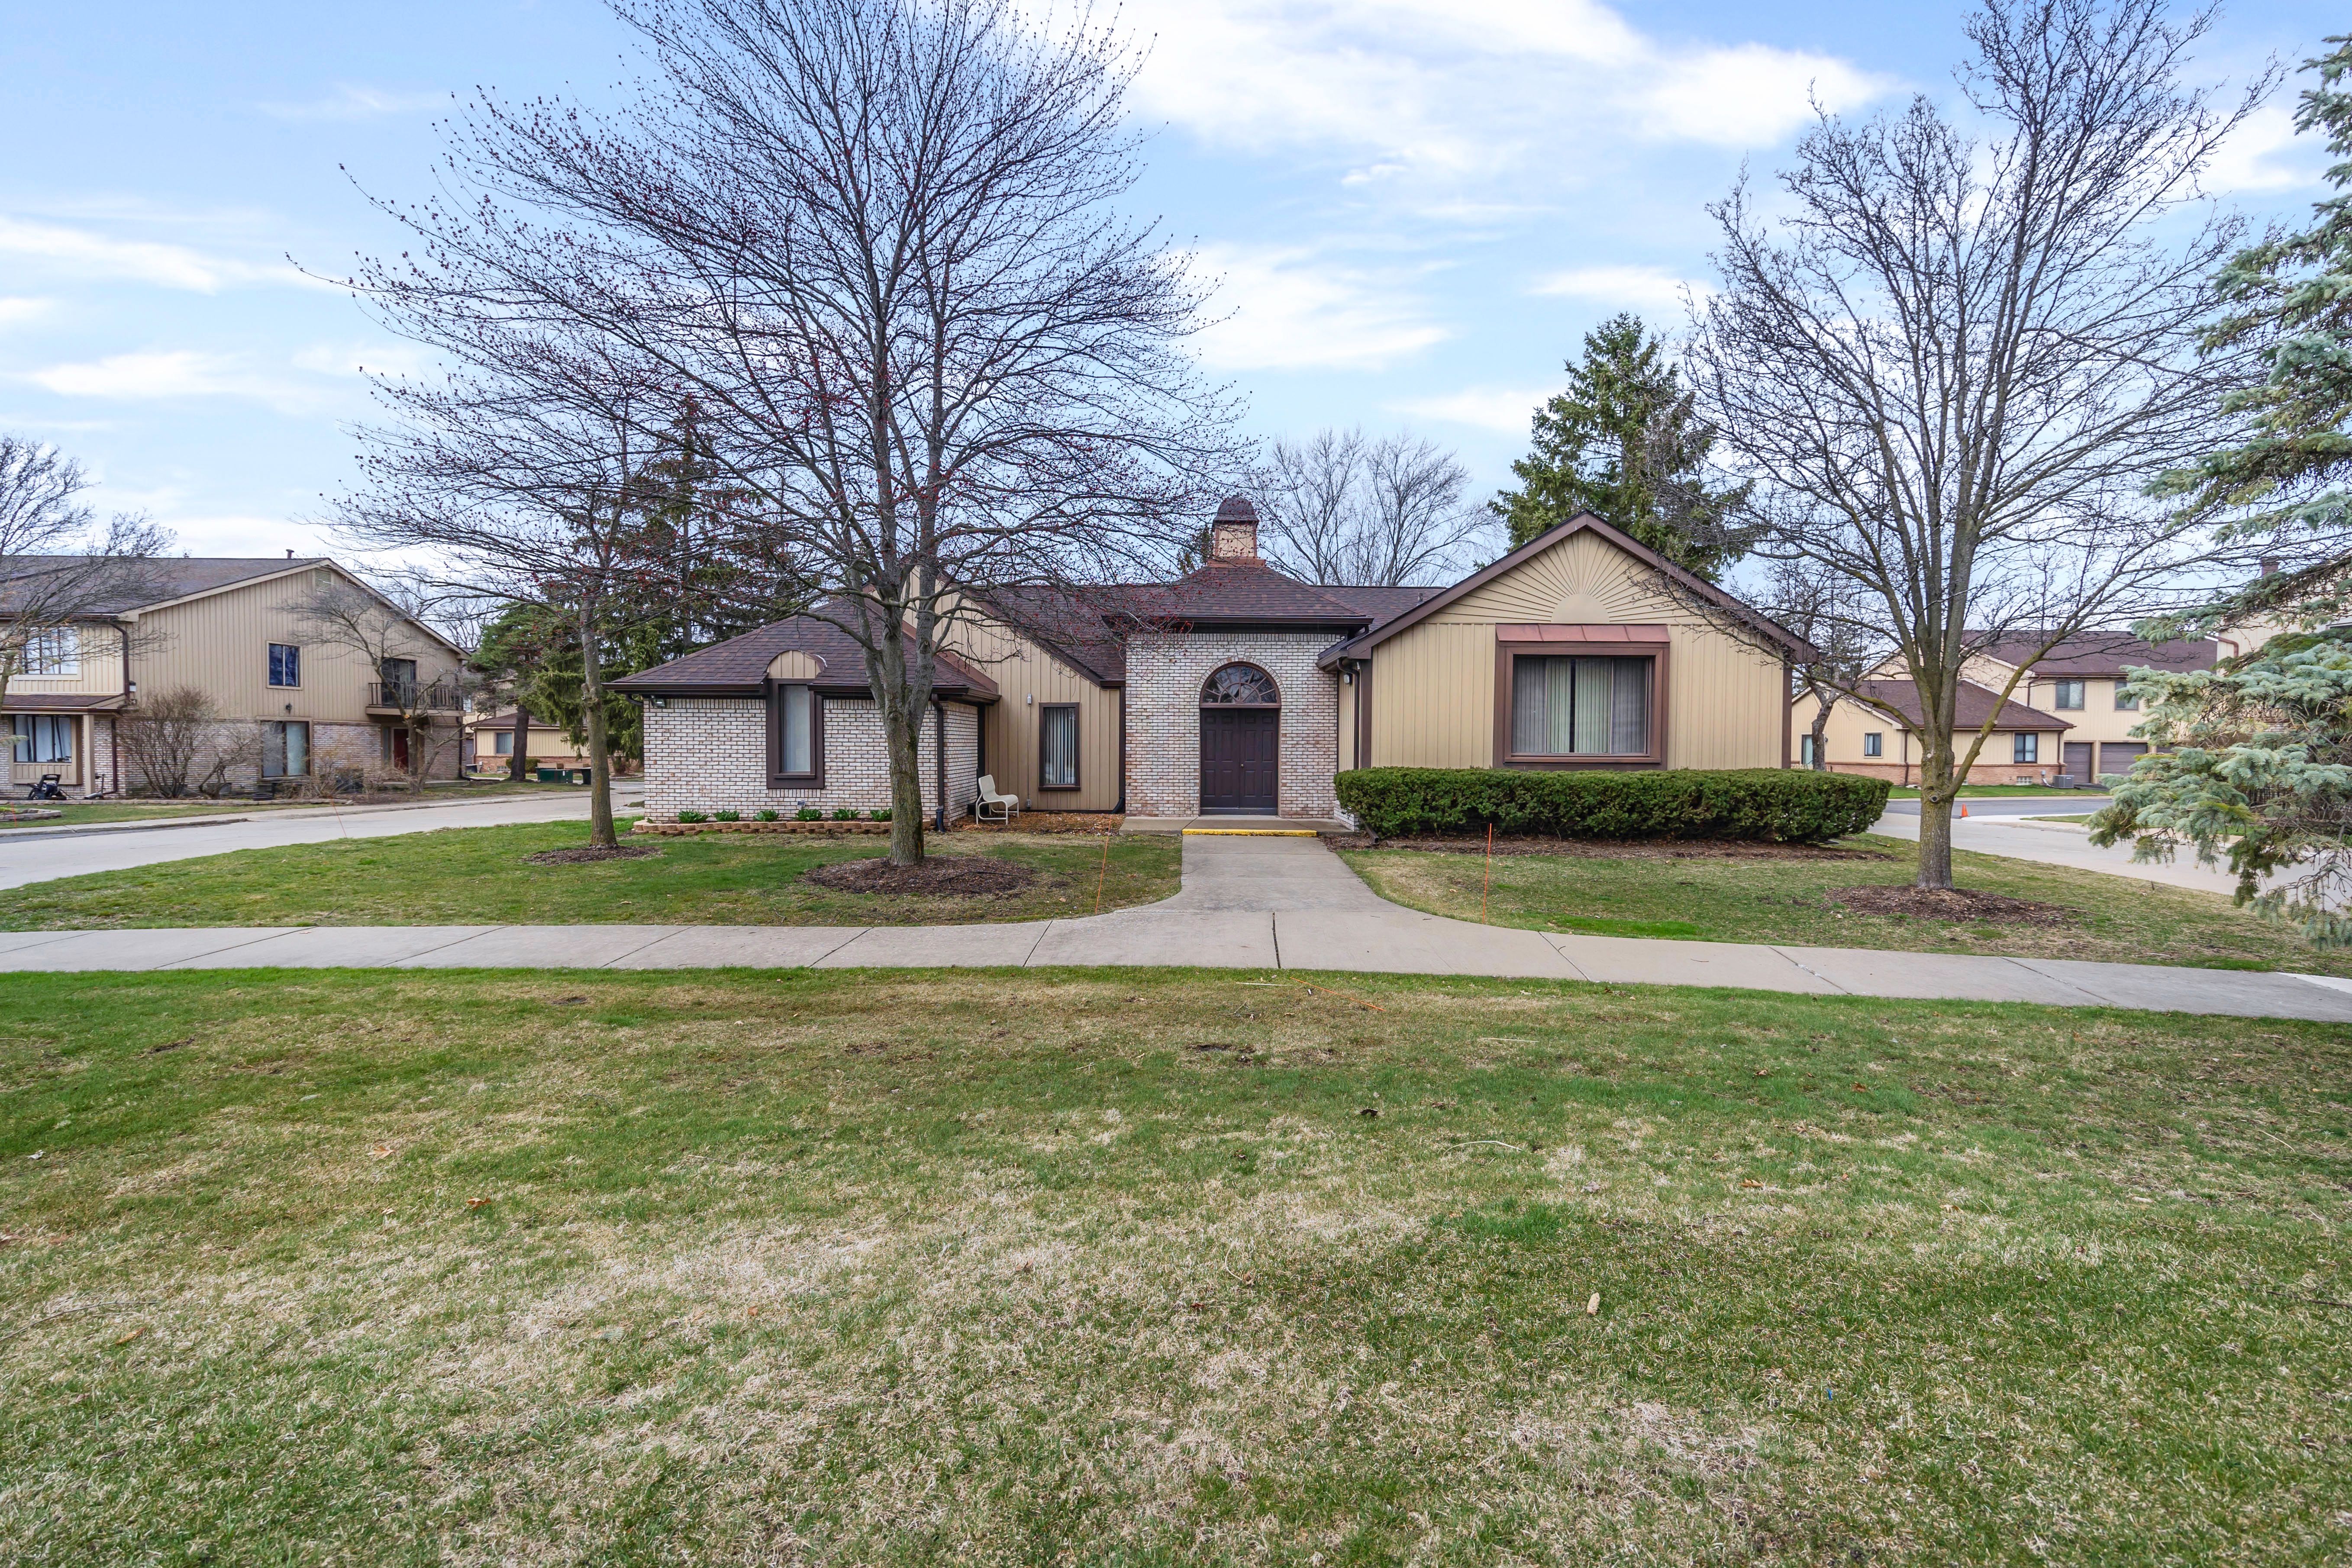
643, 696, 979, 822
1122, 631, 1339, 819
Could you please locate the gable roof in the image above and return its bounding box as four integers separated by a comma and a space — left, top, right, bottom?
0, 555, 465, 658
1119, 559, 1379, 629
1315, 513, 1815, 667
1850, 679, 2071, 733
1973, 630, 2217, 680
609, 603, 1000, 702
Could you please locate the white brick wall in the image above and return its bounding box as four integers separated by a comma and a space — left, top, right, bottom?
643, 696, 979, 822
1122, 632, 1340, 819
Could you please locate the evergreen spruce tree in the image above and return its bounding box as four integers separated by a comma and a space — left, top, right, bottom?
1492, 313, 1755, 578
2093, 36, 2352, 940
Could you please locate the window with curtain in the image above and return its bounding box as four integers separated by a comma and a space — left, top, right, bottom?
1040, 705, 1078, 788
263, 720, 310, 778
1862, 732, 1883, 758
2053, 679, 2085, 710
1508, 655, 1651, 757
776, 684, 816, 776
12, 715, 74, 762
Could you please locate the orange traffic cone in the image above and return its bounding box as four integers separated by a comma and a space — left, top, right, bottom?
1960, 804, 1969, 818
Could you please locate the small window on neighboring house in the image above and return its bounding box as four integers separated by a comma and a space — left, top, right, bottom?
2013, 732, 2039, 764
263, 720, 310, 778
491, 730, 516, 757
21, 627, 78, 676
268, 643, 300, 687
2053, 679, 2085, 710
1862, 732, 1883, 758
11, 715, 73, 762
1040, 705, 1079, 790
2113, 682, 2140, 711
1799, 735, 1817, 767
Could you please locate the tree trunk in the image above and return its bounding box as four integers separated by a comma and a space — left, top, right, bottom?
1809, 703, 1833, 772
509, 707, 529, 782
873, 615, 929, 868
578, 605, 617, 850
1915, 745, 1957, 891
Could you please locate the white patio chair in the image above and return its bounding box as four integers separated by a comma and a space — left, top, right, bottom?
975, 774, 1020, 823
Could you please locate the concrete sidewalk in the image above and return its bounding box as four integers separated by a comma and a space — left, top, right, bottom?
3, 834, 2349, 1021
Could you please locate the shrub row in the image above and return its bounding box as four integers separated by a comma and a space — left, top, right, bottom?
1334, 767, 1889, 843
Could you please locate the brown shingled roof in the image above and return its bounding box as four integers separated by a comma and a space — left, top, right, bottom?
1852, 679, 2071, 733
1975, 630, 2216, 679
1118, 560, 1375, 627
609, 604, 999, 700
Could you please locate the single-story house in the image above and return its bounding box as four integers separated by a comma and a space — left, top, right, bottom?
1793, 678, 2072, 785
614, 502, 1816, 824
463, 709, 633, 777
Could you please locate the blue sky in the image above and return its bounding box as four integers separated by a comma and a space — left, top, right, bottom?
0, 0, 2339, 560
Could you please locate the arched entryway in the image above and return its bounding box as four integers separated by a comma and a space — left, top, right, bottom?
1199, 662, 1279, 813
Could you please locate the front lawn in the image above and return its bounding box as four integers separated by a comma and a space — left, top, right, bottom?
1341, 834, 2352, 975
0, 968, 2344, 1564
0, 821, 1180, 928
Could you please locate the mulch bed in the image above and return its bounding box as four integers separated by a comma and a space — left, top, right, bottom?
1828, 885, 2081, 926
525, 846, 664, 865
1338, 833, 1890, 861
804, 855, 1040, 897
957, 813, 1125, 835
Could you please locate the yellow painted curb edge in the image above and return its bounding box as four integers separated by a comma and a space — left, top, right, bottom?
1181, 828, 1318, 836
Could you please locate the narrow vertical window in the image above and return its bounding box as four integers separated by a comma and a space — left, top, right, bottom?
776, 684, 816, 777
1862, 732, 1883, 758
268, 643, 301, 687
1040, 705, 1079, 789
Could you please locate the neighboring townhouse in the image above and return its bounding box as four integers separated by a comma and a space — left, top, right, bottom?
463, 709, 623, 776
3, 556, 465, 798
1792, 679, 2072, 785
615, 502, 1816, 825
1963, 631, 2241, 784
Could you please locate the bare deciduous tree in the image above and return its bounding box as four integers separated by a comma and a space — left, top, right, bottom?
1256, 427, 1490, 586
0, 435, 166, 712
117, 686, 259, 799
338, 0, 1236, 866
294, 578, 469, 793
333, 328, 707, 848
1687, 0, 2267, 889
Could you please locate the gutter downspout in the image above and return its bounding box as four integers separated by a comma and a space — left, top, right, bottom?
932, 697, 947, 832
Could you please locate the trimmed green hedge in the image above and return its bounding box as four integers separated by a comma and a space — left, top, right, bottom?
1334, 767, 1889, 843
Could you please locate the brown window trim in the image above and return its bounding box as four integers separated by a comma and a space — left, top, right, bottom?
1038, 702, 1081, 792
765, 680, 825, 788
1492, 627, 1670, 769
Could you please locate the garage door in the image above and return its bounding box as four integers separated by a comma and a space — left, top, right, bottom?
2062, 741, 2092, 782
2098, 741, 2146, 780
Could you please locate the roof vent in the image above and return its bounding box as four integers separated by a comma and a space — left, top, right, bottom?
1208, 495, 1259, 563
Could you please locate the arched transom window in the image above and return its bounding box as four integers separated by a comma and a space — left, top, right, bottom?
1200, 663, 1279, 706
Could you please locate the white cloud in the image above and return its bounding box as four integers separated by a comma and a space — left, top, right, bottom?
1530, 264, 1704, 313
24, 350, 312, 412
1117, 0, 1891, 183
2204, 103, 2325, 195
1387, 384, 1552, 434
0, 216, 318, 293
1639, 43, 1880, 146
290, 339, 435, 381
0, 296, 52, 328
1189, 245, 1449, 371
257, 83, 445, 122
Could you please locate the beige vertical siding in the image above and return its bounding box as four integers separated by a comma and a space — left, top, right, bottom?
765, 651, 823, 680
126, 566, 461, 725
938, 613, 1122, 812
1366, 530, 1786, 770
6, 621, 127, 700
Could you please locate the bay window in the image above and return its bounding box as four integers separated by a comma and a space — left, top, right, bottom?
1504, 654, 1654, 760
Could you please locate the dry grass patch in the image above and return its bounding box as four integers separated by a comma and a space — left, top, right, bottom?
0, 969, 2346, 1564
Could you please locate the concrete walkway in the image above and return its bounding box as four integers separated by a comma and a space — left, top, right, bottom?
5, 833, 2350, 1021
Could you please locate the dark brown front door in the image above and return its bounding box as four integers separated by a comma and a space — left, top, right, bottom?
1200, 708, 1278, 813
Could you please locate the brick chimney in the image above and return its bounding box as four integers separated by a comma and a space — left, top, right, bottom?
1207, 494, 1259, 562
